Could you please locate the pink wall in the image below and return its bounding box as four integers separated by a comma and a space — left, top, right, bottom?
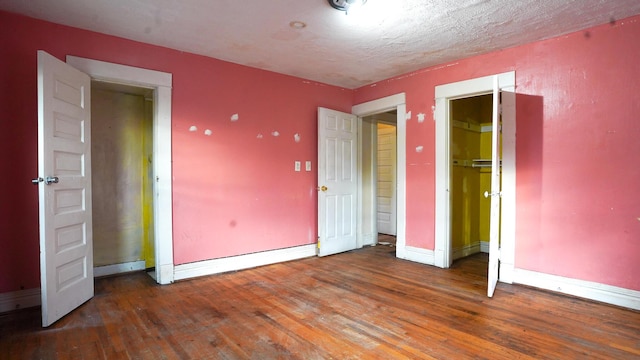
355, 16, 640, 291
2, 10, 638, 296
0, 11, 352, 293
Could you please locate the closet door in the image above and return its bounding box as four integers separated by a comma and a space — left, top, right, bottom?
487, 76, 501, 298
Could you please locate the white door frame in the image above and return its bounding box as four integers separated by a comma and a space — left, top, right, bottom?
66, 56, 174, 285
434, 72, 515, 283
352, 93, 407, 258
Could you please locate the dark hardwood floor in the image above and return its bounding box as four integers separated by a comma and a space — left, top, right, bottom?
1, 245, 639, 359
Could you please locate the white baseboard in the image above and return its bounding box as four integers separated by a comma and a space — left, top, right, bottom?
94, 260, 146, 277
174, 244, 317, 281
451, 241, 489, 260
403, 246, 435, 266
0, 288, 41, 313
5, 249, 637, 313
513, 268, 640, 311
452, 242, 481, 260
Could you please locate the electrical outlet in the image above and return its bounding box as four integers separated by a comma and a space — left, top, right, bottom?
294, 161, 301, 172
305, 161, 312, 171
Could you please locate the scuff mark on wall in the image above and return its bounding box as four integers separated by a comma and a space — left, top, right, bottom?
417, 113, 426, 123
257, 133, 264, 139
294, 133, 301, 142
230, 113, 239, 122
416, 145, 424, 153
271, 131, 280, 137
204, 129, 212, 136
406, 111, 412, 120
189, 125, 197, 132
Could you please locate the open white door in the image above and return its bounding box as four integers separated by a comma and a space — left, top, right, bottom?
486, 76, 502, 297
35, 51, 93, 326
317, 107, 358, 256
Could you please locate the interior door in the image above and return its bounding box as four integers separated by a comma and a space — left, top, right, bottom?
487, 76, 502, 297
317, 107, 358, 256
36, 50, 93, 326
377, 124, 397, 235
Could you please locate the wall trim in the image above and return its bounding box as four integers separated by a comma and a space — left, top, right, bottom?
66, 55, 174, 285
403, 246, 435, 266
0, 288, 41, 313
94, 261, 146, 277
352, 94, 407, 263
174, 244, 317, 281
513, 268, 640, 311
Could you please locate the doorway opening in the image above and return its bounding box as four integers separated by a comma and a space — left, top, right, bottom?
352, 93, 407, 258
449, 94, 494, 264
66, 55, 175, 285
91, 81, 156, 278
362, 111, 397, 247
434, 72, 516, 290
318, 94, 407, 258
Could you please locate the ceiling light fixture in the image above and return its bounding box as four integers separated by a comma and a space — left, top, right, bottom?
328, 0, 367, 15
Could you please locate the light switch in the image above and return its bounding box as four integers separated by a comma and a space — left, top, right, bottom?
294, 161, 301, 172
305, 161, 312, 171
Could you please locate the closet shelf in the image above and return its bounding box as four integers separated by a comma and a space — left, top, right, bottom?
452, 158, 502, 168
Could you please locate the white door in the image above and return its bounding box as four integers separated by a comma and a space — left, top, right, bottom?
377, 124, 397, 235
317, 108, 358, 256
35, 51, 93, 327
487, 76, 502, 297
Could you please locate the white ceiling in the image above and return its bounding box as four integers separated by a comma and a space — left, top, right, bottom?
3, 0, 640, 89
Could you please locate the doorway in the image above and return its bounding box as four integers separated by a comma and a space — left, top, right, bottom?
91, 81, 156, 277
353, 93, 407, 257
434, 72, 516, 289
362, 112, 397, 244
449, 94, 493, 262
66, 55, 175, 285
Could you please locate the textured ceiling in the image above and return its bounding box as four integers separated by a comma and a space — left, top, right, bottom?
2, 0, 640, 89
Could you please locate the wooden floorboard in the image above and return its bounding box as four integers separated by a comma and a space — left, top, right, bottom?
1, 245, 639, 359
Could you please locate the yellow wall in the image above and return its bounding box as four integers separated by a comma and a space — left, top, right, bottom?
450, 95, 493, 256
478, 128, 492, 242
142, 100, 155, 268
92, 87, 154, 268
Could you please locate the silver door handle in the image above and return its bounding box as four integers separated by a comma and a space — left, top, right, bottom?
45, 176, 59, 185
484, 191, 502, 198
32, 177, 43, 185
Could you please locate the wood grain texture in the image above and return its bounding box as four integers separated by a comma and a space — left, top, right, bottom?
1, 246, 639, 359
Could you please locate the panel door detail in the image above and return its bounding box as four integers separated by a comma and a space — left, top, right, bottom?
37, 50, 94, 327
317, 108, 358, 256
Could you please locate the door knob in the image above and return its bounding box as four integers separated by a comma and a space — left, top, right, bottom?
317, 185, 328, 192
484, 191, 501, 198
45, 176, 59, 185
32, 177, 43, 185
